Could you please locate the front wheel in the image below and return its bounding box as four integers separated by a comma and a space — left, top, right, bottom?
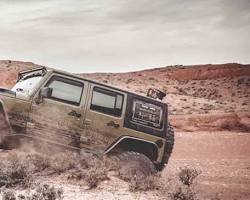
115, 151, 156, 180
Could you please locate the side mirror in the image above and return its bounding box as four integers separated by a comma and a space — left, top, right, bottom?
40, 87, 53, 98
35, 87, 53, 104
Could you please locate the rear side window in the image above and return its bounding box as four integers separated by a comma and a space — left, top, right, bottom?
90, 87, 123, 117
46, 76, 83, 106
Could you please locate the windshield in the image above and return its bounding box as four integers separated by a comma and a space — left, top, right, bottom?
11, 69, 46, 96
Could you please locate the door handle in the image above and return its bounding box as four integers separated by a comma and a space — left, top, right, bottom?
107, 121, 120, 128
68, 110, 82, 118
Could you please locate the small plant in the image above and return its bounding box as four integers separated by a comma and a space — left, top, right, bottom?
49, 153, 77, 174
84, 167, 109, 189
129, 175, 160, 191
169, 187, 196, 200
178, 167, 200, 187
2, 190, 16, 200
7, 184, 64, 200
0, 153, 32, 188
26, 154, 50, 172
28, 184, 63, 200
66, 155, 111, 189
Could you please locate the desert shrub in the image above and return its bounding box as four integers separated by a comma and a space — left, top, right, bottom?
2, 184, 64, 200
48, 153, 78, 174
169, 187, 196, 200
129, 175, 160, 192
27, 184, 63, 200
67, 156, 110, 189
2, 190, 16, 200
0, 150, 114, 189
167, 168, 201, 200
25, 154, 50, 173
0, 153, 32, 188
83, 167, 109, 189
178, 167, 200, 187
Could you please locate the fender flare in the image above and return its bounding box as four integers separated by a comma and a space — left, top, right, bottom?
104, 135, 158, 155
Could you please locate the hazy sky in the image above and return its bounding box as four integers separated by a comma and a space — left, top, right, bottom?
0, 0, 249, 73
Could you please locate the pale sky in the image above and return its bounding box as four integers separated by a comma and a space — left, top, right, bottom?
0, 0, 249, 73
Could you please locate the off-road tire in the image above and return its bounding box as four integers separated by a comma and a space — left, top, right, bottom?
115, 151, 156, 180
157, 123, 175, 171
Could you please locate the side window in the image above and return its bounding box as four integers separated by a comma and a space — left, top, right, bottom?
46, 76, 83, 106
90, 87, 124, 117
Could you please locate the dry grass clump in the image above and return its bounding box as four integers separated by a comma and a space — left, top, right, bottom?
169, 186, 196, 200
0, 150, 113, 190
167, 167, 201, 200
25, 154, 50, 173
1, 190, 16, 200
0, 153, 32, 188
126, 167, 201, 200
178, 167, 200, 187
1, 184, 63, 200
26, 184, 63, 200
129, 175, 160, 192
67, 155, 111, 189
48, 153, 79, 174
82, 167, 109, 189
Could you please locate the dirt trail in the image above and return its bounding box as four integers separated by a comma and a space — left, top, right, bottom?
167, 131, 250, 200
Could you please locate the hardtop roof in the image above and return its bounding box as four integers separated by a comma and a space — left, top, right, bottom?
22, 66, 166, 106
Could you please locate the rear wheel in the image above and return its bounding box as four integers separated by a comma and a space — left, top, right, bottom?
115, 151, 156, 180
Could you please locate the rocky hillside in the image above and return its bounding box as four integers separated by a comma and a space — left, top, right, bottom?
80, 63, 250, 115
1, 60, 249, 131
0, 60, 38, 88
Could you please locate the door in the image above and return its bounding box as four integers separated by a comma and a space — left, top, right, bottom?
27, 74, 88, 149
82, 84, 126, 152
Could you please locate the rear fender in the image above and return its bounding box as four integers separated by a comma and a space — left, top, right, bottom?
104, 136, 159, 162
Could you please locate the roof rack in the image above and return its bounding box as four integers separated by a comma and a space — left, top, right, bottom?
17, 66, 47, 82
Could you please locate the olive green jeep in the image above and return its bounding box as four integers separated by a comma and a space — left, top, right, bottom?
0, 67, 174, 174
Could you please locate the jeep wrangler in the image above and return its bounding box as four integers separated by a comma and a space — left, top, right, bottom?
0, 67, 174, 175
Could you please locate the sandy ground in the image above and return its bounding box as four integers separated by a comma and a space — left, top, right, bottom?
167, 131, 250, 200
2, 130, 248, 200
